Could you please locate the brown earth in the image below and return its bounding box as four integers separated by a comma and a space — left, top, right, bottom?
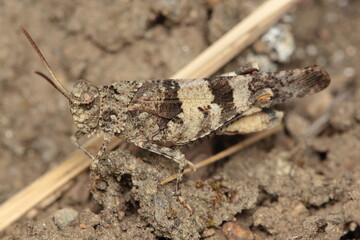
1, 0, 360, 239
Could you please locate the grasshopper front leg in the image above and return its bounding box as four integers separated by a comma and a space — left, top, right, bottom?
71, 130, 113, 165
93, 132, 113, 165
71, 130, 95, 160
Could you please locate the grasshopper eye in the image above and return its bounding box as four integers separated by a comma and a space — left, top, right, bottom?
81, 92, 95, 103
71, 80, 99, 104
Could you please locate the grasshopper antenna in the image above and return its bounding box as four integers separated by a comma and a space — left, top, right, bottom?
19, 24, 72, 102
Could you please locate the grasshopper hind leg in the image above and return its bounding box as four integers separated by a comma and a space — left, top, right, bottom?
173, 146, 196, 195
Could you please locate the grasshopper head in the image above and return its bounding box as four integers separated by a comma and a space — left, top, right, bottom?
19, 25, 101, 134
69, 80, 101, 133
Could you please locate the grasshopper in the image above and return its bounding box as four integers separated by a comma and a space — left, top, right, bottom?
19, 25, 330, 192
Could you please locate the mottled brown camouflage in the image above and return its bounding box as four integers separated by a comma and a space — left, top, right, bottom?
20, 25, 330, 190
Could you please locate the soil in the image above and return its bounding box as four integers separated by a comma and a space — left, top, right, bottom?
1, 0, 360, 239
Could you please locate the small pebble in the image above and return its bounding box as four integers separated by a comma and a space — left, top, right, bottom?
79, 223, 88, 229
285, 112, 310, 139
343, 67, 355, 78
331, 49, 345, 64
349, 222, 358, 232
295, 47, 306, 60
306, 44, 318, 56
259, 24, 295, 62
202, 228, 216, 238
337, 0, 349, 7
330, 101, 355, 131
345, 45, 357, 57
4, 129, 13, 139
53, 208, 79, 230
316, 56, 327, 67
324, 12, 338, 24
67, 17, 82, 33
312, 137, 332, 153
304, 90, 332, 120
96, 180, 108, 190
221, 222, 254, 240
182, 45, 190, 53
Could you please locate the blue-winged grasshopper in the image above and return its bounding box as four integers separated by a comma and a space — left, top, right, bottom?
19, 25, 330, 190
